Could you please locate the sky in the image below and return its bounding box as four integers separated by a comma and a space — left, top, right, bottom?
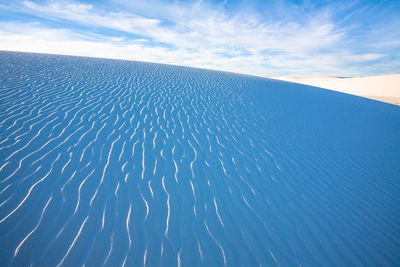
0, 0, 399, 77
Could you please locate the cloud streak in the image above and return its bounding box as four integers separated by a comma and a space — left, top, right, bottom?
0, 0, 399, 76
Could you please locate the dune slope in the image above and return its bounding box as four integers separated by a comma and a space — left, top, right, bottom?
0, 51, 400, 266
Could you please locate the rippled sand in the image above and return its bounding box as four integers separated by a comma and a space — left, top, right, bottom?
0, 51, 399, 266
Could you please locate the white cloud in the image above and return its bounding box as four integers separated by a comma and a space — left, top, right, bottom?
22, 1, 161, 33
0, 0, 397, 76
0, 22, 267, 75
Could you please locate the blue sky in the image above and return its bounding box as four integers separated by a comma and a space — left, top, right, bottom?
0, 0, 399, 76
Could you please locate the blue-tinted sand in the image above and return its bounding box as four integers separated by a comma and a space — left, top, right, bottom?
0, 51, 399, 266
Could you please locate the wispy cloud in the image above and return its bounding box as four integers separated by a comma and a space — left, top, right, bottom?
0, 0, 399, 76
22, 1, 161, 34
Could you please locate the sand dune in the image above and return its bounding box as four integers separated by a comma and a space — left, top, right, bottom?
1, 52, 400, 266
270, 74, 400, 105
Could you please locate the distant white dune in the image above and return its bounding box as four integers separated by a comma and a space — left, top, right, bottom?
270, 74, 400, 105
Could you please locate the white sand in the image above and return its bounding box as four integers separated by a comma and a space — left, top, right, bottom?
270, 74, 400, 106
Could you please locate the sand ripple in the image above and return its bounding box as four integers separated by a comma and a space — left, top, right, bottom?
1, 52, 400, 266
